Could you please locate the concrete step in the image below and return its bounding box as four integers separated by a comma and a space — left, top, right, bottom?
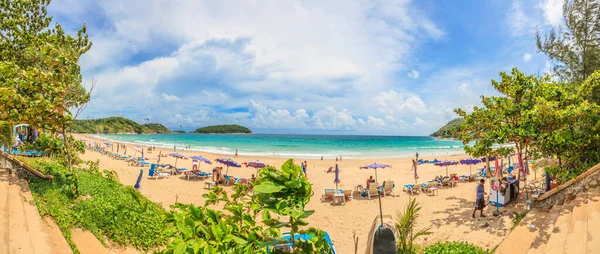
527, 205, 563, 254
544, 199, 576, 254
586, 188, 600, 254
18, 178, 71, 254
563, 194, 589, 254
0, 169, 9, 254
495, 209, 548, 254
8, 175, 35, 254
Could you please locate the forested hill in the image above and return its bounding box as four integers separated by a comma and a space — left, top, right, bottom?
192, 124, 252, 134
430, 118, 465, 139
70, 117, 171, 134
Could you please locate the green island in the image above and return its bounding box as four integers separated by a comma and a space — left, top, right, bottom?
430, 118, 465, 139
70, 117, 171, 134
192, 124, 252, 134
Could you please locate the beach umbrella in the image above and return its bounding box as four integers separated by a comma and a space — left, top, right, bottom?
434, 160, 458, 176
141, 148, 144, 160
460, 158, 481, 176
247, 160, 267, 175
190, 155, 212, 170
334, 164, 340, 191
360, 163, 391, 183
134, 169, 143, 190
169, 152, 187, 167
216, 158, 241, 176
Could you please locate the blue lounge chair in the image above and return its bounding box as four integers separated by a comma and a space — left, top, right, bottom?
403, 184, 417, 195
147, 164, 169, 179
267, 231, 337, 254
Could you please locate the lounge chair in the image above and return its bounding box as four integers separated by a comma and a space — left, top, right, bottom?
342, 189, 352, 201
147, 166, 169, 179
441, 178, 456, 187
367, 183, 380, 199
321, 189, 336, 201
421, 182, 439, 196
382, 181, 395, 197
403, 184, 417, 195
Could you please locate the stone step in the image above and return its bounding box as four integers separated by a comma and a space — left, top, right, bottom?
18, 177, 71, 254
8, 175, 35, 254
563, 193, 589, 254
586, 188, 600, 254
495, 208, 548, 254
0, 169, 9, 254
527, 205, 563, 254
544, 199, 576, 254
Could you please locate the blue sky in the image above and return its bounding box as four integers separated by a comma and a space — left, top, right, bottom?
48, 0, 563, 135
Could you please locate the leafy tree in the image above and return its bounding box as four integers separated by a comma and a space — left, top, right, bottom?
395, 198, 432, 254
0, 0, 93, 169
0, 121, 12, 149
536, 0, 600, 102
455, 68, 538, 181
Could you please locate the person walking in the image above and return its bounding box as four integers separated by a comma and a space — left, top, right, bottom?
472, 179, 487, 218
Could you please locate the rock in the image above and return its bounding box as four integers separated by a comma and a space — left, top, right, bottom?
589, 180, 599, 188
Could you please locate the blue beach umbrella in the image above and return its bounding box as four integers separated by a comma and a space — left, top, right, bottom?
334, 164, 340, 191
460, 158, 481, 176
134, 169, 143, 190
360, 163, 391, 183
216, 158, 241, 176
190, 155, 212, 171
168, 152, 187, 167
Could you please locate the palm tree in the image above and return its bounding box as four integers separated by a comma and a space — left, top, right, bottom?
395, 198, 432, 254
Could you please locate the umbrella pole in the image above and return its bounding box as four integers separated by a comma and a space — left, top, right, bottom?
175, 158, 178, 168
378, 189, 384, 228
446, 166, 448, 176
375, 168, 379, 183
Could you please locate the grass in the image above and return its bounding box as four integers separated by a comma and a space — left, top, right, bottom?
25, 158, 168, 253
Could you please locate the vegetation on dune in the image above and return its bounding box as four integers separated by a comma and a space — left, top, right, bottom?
429, 118, 465, 139
70, 117, 170, 134
193, 124, 252, 134
23, 158, 168, 252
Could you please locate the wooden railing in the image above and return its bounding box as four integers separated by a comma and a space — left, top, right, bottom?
0, 151, 53, 180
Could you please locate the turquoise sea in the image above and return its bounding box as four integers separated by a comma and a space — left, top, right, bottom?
94, 134, 465, 159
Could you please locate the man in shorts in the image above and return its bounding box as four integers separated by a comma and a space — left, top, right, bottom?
472, 179, 487, 218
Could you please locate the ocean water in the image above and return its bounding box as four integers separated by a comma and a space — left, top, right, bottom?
94, 134, 465, 159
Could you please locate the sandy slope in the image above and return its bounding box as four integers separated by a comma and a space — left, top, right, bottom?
78, 134, 534, 253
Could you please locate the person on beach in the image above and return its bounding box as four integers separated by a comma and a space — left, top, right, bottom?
235, 149, 238, 157
472, 179, 487, 218
321, 156, 323, 161
366, 176, 375, 188
192, 160, 198, 170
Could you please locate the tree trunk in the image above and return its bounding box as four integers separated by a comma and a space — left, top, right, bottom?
61, 127, 73, 171
486, 155, 491, 178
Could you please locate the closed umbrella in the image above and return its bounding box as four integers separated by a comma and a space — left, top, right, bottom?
360, 163, 391, 183
334, 164, 340, 191
157, 151, 161, 163
134, 169, 143, 190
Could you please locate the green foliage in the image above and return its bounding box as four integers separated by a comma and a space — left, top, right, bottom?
27, 158, 167, 252
25, 134, 85, 165
0, 121, 12, 148
430, 118, 465, 139
536, 0, 600, 95
70, 116, 171, 134
423, 241, 489, 254
395, 198, 432, 254
512, 210, 529, 228
193, 124, 251, 134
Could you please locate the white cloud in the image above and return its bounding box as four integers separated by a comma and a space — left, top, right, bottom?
523, 53, 532, 62
539, 0, 563, 27
408, 70, 419, 79
161, 93, 180, 102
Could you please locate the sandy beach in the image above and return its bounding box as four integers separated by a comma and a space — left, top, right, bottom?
78, 134, 533, 253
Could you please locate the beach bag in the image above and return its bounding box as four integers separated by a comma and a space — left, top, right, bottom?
373, 227, 396, 254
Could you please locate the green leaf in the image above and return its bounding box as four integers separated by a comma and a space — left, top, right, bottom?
253, 182, 285, 194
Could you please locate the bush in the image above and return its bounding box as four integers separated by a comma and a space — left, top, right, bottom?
424, 241, 489, 254
27, 158, 167, 252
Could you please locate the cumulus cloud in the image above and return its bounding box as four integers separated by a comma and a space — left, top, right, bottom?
539, 0, 563, 27
523, 53, 532, 62
161, 93, 180, 102
408, 70, 420, 79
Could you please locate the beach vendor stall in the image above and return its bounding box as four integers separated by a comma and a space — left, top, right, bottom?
489, 178, 519, 207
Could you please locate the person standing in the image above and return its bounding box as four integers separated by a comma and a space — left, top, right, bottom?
303, 160, 308, 178
235, 149, 238, 157
192, 160, 198, 170
472, 179, 487, 218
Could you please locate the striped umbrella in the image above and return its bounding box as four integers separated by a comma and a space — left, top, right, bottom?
216, 158, 241, 176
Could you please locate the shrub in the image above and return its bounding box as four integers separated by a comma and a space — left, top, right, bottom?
424, 241, 489, 254
27, 158, 167, 252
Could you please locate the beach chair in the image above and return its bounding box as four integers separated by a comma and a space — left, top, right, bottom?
342, 189, 353, 201
367, 183, 380, 199
403, 184, 417, 195
321, 189, 335, 201
421, 182, 439, 196
147, 166, 169, 179
441, 178, 455, 187
382, 181, 395, 197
